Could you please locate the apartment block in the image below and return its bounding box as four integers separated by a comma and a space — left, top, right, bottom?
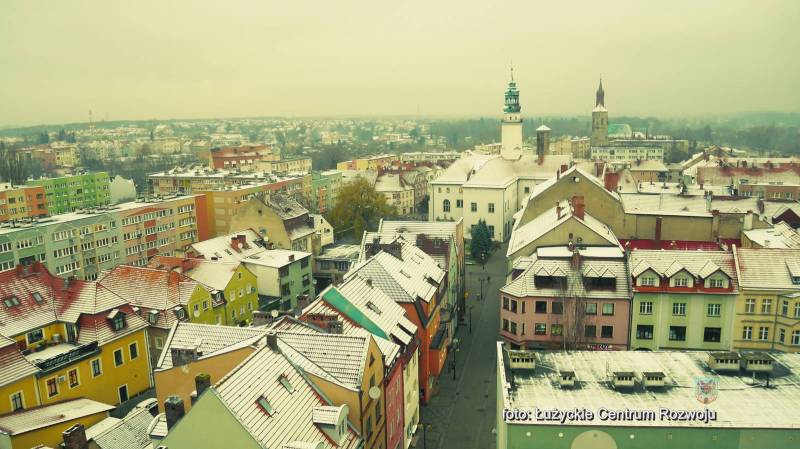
0, 194, 208, 280
26, 172, 111, 215
0, 184, 47, 223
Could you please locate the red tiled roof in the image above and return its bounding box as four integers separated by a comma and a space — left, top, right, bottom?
0, 336, 38, 387
0, 263, 148, 345
619, 239, 736, 251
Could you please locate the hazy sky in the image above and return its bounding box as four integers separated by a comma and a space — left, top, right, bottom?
1, 0, 799, 126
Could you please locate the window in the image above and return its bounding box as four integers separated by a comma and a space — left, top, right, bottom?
742, 326, 753, 340
759, 326, 769, 341
510, 321, 517, 335
129, 342, 139, 360
502, 296, 509, 310
640, 276, 656, 286
470, 202, 477, 213
155, 337, 164, 349
672, 303, 686, 316
674, 277, 689, 287
3, 296, 20, 308
601, 326, 614, 338
31, 292, 44, 304
704, 327, 721, 343
745, 299, 756, 313
585, 303, 597, 315
551, 324, 563, 336
114, 348, 124, 367
535, 301, 547, 313
779, 328, 786, 344
585, 325, 596, 338
707, 303, 721, 317
443, 199, 450, 212
502, 319, 509, 332
782, 300, 789, 316
279, 266, 289, 277
602, 303, 615, 316
669, 326, 686, 341
709, 278, 724, 288
47, 378, 58, 397
639, 301, 653, 315
118, 385, 129, 403
27, 329, 44, 345
534, 323, 546, 335
202, 300, 209, 310
509, 299, 517, 313
795, 302, 800, 318
636, 325, 653, 340
68, 369, 79, 388
488, 203, 495, 213
762, 299, 772, 314
10, 392, 24, 411
456, 199, 463, 208
488, 225, 494, 238
111, 313, 126, 331
792, 330, 800, 345
552, 302, 563, 315
91, 358, 102, 377
524, 186, 530, 194
301, 257, 309, 268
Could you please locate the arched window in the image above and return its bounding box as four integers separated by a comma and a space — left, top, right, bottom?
443, 199, 451, 212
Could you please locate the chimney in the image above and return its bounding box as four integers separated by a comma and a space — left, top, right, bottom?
296, 294, 310, 311
366, 278, 373, 288
164, 395, 185, 430
560, 164, 568, 174
571, 250, 581, 269
288, 254, 295, 262
757, 197, 765, 214
604, 171, 619, 192
326, 320, 344, 334
555, 201, 563, 220
62, 424, 88, 449
654, 216, 663, 246
170, 347, 198, 367
251, 310, 270, 327
572, 196, 585, 220
266, 330, 279, 351
194, 373, 211, 401
230, 236, 240, 252
556, 169, 560, 180
180, 258, 192, 273
237, 234, 249, 249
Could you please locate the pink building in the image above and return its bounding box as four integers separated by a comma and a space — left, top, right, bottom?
499, 246, 631, 350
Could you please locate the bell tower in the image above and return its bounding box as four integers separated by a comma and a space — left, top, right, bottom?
501, 66, 523, 159
591, 77, 609, 147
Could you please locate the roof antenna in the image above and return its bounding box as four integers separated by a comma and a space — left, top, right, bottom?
510, 59, 514, 82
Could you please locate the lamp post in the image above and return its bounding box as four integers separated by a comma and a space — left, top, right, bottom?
451, 338, 460, 380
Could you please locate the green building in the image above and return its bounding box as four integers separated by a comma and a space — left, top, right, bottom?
496, 342, 800, 449
27, 172, 111, 215
629, 250, 738, 351
310, 169, 342, 214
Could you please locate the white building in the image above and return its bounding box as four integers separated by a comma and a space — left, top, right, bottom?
428, 71, 571, 242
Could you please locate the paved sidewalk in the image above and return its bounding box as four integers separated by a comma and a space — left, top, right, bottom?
418, 244, 507, 449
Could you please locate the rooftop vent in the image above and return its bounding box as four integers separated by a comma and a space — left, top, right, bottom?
558, 370, 576, 388
612, 371, 636, 389
641, 371, 666, 388
742, 353, 774, 374
708, 352, 741, 372
507, 350, 535, 370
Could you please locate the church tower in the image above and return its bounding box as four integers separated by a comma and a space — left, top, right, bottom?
501, 67, 523, 159
591, 77, 609, 146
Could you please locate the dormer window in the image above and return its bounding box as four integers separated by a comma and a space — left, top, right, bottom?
792, 276, 800, 285
640, 276, 656, 287
674, 277, 689, 287
108, 309, 127, 331
148, 310, 159, 325
3, 296, 20, 308
174, 306, 187, 320
709, 278, 724, 288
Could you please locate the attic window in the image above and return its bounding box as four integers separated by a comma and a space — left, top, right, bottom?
108, 309, 127, 331
31, 292, 44, 304
174, 306, 187, 320
278, 374, 294, 393
148, 310, 159, 325
3, 296, 20, 308
256, 395, 275, 415
366, 301, 382, 315
399, 270, 411, 279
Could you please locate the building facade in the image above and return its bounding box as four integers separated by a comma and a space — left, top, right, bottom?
26, 172, 111, 215
0, 184, 47, 223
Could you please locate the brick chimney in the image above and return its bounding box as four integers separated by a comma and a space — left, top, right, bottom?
326, 320, 343, 334
230, 236, 241, 252
164, 395, 185, 430
560, 164, 568, 175
194, 373, 211, 401
180, 258, 193, 273
266, 330, 279, 351
604, 171, 619, 192
62, 424, 88, 449
572, 196, 585, 220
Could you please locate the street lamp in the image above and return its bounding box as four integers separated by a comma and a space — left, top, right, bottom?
451, 338, 460, 380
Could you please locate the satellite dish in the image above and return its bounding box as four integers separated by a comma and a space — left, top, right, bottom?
368, 386, 381, 400
270, 310, 279, 318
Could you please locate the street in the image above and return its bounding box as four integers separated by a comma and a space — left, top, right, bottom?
420, 243, 507, 449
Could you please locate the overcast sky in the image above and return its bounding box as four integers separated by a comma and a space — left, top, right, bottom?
1, 0, 798, 126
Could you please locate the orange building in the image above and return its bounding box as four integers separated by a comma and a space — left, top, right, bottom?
0, 184, 47, 223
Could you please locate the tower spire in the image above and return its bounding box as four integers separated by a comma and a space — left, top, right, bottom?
510, 60, 514, 82
596, 76, 605, 107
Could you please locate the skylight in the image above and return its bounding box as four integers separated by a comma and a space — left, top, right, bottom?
3, 296, 20, 308
257, 395, 275, 415
31, 292, 44, 304
279, 374, 294, 393
366, 301, 382, 315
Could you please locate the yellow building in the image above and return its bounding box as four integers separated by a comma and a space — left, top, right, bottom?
732, 248, 800, 351
272, 318, 387, 449
0, 336, 39, 415
95, 264, 221, 367
153, 322, 267, 411
148, 256, 260, 325
0, 263, 153, 411
229, 194, 317, 254
0, 398, 113, 449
